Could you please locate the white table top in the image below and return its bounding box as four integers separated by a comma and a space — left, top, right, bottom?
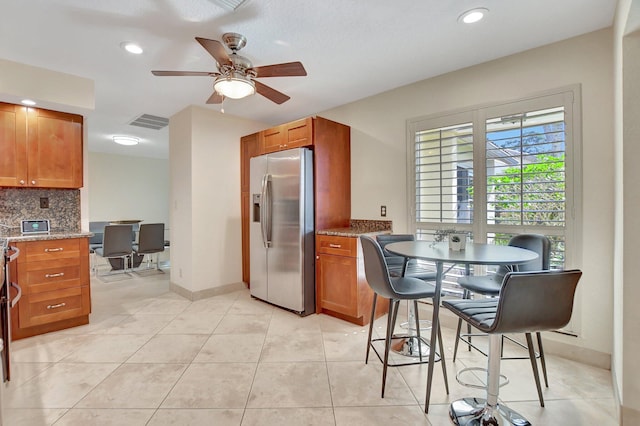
385, 241, 539, 266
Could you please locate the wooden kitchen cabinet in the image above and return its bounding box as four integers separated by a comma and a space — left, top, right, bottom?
0, 102, 83, 188
10, 237, 91, 340
315, 234, 387, 325
260, 117, 313, 154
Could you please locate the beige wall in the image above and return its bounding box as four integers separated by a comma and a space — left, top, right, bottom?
168, 107, 194, 291
320, 29, 615, 363
169, 105, 266, 297
88, 152, 169, 227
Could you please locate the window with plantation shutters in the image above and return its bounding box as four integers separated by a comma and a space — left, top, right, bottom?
484, 106, 568, 268
415, 122, 474, 225
407, 87, 582, 332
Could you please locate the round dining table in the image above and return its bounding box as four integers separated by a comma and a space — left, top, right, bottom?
384, 240, 539, 412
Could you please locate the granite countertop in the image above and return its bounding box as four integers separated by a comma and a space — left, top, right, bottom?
1, 230, 93, 243
317, 219, 392, 237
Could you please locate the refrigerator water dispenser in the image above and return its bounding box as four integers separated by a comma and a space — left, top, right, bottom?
252, 194, 261, 223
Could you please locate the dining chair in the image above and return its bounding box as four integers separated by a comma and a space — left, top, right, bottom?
454, 233, 552, 406
133, 223, 165, 274
360, 235, 448, 410
88, 221, 110, 274
443, 269, 582, 425
94, 224, 134, 277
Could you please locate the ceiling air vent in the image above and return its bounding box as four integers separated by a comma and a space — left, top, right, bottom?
128, 114, 169, 130
208, 0, 249, 11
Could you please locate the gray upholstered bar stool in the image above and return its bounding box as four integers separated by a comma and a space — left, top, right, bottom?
376, 234, 437, 280
443, 269, 582, 426
360, 235, 448, 408
454, 233, 552, 406
376, 234, 437, 355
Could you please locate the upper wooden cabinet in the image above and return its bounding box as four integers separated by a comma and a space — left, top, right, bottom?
260, 117, 313, 154
0, 102, 83, 189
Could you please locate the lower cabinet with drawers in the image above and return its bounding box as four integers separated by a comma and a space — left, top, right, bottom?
315, 234, 388, 325
11, 237, 91, 340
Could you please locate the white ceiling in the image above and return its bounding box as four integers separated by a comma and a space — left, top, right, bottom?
0, 0, 617, 159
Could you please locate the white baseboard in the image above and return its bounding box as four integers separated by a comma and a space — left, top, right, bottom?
169, 281, 246, 301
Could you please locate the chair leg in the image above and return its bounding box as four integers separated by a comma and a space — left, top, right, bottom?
382, 299, 399, 398
366, 293, 378, 364
526, 332, 545, 407
462, 270, 472, 352
453, 318, 462, 362
536, 331, 549, 387
414, 300, 423, 363
437, 320, 450, 394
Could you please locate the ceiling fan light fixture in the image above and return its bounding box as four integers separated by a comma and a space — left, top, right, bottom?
213, 76, 256, 99
112, 136, 139, 146
459, 7, 489, 24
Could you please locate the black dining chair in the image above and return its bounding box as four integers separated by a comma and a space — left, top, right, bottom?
133, 223, 165, 273
94, 224, 134, 277
444, 269, 582, 425
360, 235, 448, 411
88, 221, 110, 274
454, 233, 552, 407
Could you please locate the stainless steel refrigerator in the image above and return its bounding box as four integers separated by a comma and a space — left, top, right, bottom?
249, 147, 315, 315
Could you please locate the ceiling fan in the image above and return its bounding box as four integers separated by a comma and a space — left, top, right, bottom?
152, 33, 307, 105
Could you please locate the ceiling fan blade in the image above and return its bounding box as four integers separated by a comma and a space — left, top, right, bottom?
254, 80, 290, 104
151, 71, 218, 77
195, 37, 231, 67
206, 91, 223, 104
251, 61, 307, 78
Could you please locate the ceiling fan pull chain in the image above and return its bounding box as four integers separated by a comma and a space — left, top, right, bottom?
221, 96, 225, 114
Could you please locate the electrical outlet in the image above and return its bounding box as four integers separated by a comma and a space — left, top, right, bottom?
40, 197, 49, 209
381, 205, 387, 217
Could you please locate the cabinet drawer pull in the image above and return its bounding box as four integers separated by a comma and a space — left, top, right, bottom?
47, 302, 66, 310
44, 247, 64, 252
45, 272, 65, 278
329, 243, 342, 248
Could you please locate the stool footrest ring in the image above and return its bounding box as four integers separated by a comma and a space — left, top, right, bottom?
455, 366, 509, 390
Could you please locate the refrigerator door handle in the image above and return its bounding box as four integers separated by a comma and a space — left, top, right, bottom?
261, 174, 273, 248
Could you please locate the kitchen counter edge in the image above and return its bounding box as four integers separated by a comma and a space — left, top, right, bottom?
316, 229, 391, 238
3, 231, 93, 243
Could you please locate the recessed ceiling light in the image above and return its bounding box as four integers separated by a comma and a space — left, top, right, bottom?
21, 99, 36, 106
121, 42, 143, 54
112, 136, 139, 146
459, 8, 489, 24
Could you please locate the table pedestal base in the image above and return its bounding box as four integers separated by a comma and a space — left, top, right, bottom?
449, 397, 531, 426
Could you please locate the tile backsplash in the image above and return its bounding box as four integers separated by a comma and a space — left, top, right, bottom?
0, 188, 80, 232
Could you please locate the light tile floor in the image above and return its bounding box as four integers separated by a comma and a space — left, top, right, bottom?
4, 272, 618, 425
